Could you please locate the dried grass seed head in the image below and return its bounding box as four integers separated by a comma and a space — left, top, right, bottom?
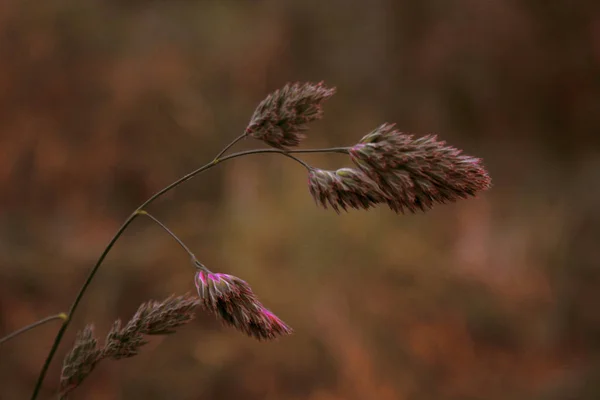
60, 295, 200, 398
308, 167, 389, 213
133, 294, 199, 335
246, 82, 336, 149
103, 319, 146, 360
60, 325, 101, 398
102, 294, 198, 360
195, 270, 292, 340
349, 123, 492, 213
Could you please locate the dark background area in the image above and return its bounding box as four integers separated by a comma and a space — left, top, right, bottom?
1, 1, 599, 399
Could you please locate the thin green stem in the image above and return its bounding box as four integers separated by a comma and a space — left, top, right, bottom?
0, 314, 67, 346
30, 143, 347, 399
139, 211, 196, 261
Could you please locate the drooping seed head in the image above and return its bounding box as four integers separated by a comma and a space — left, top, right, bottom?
195, 270, 292, 340
245, 82, 336, 149
349, 123, 492, 213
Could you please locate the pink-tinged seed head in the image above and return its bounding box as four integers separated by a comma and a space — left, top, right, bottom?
194, 270, 292, 340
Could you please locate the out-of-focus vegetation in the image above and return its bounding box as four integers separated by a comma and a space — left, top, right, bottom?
1, 1, 599, 399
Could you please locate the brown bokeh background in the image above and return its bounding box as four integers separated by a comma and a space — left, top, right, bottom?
1, 1, 600, 399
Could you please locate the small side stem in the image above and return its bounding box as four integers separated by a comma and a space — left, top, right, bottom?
213, 133, 247, 161
0, 314, 67, 346
138, 211, 196, 261
279, 152, 312, 170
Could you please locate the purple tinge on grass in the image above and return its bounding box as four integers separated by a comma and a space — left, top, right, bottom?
347, 123, 492, 213
245, 81, 336, 149
194, 270, 292, 340
308, 167, 389, 213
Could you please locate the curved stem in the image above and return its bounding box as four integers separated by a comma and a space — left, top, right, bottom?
136, 146, 348, 211
0, 314, 67, 346
213, 133, 247, 161
30, 143, 347, 399
278, 152, 312, 170
139, 211, 196, 261
31, 214, 139, 399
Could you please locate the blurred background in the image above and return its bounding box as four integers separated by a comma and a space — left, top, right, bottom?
1, 1, 599, 399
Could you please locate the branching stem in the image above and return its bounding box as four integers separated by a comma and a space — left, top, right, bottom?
138, 211, 196, 261
0, 314, 67, 346
30, 139, 349, 399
